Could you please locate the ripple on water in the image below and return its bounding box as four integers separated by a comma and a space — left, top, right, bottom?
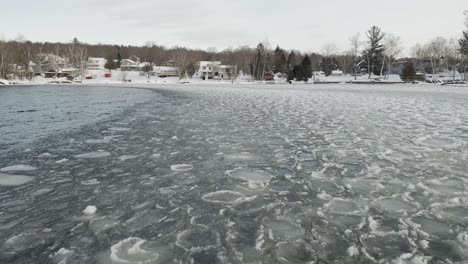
201, 190, 246, 204
226, 168, 274, 184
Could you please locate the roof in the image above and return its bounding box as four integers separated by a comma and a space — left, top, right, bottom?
198, 61, 222, 66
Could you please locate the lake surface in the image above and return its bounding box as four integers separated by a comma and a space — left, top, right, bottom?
0, 85, 154, 153
0, 84, 468, 264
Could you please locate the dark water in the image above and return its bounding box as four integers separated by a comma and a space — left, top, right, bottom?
0, 84, 468, 264
0, 85, 154, 153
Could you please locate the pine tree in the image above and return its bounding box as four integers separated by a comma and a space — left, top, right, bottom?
460, 31, 468, 57
273, 46, 287, 74
287, 51, 296, 72
116, 46, 122, 68
293, 65, 304, 81
363, 26, 385, 78
253, 42, 265, 80
104, 56, 116, 72
400, 62, 416, 81
301, 55, 312, 80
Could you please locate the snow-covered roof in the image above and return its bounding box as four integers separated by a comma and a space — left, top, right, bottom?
154, 66, 179, 70
198, 61, 222, 66
87, 57, 106, 63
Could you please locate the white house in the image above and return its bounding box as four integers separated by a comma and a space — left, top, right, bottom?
197, 61, 222, 79
120, 59, 139, 71
86, 57, 107, 70
196, 61, 237, 80
154, 66, 179, 77
331, 70, 344, 76
217, 65, 237, 80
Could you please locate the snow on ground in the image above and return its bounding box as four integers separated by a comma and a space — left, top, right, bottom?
0, 84, 468, 263
4, 69, 411, 86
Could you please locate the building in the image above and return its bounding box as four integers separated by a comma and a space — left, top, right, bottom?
35, 53, 68, 73
86, 57, 107, 70
196, 61, 237, 80
120, 58, 140, 71
217, 65, 237, 80
331, 70, 344, 76
154, 66, 179, 77
197, 61, 221, 79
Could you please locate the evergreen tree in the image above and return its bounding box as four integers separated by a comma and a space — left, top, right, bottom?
363, 26, 385, 78
460, 31, 468, 57
104, 56, 117, 72
116, 46, 122, 68
301, 55, 312, 79
400, 62, 416, 81
253, 42, 265, 80
273, 46, 287, 74
292, 65, 304, 81
287, 51, 296, 72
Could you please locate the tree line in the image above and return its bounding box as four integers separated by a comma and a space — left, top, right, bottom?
1, 10, 468, 81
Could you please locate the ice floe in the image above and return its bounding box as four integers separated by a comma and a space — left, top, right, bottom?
0, 173, 35, 186
0, 164, 37, 172
226, 168, 274, 184
74, 151, 111, 159
110, 237, 159, 263
170, 164, 193, 172
83, 205, 97, 215
201, 190, 246, 204
175, 228, 218, 251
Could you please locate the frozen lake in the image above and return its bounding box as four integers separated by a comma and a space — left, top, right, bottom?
0, 84, 468, 263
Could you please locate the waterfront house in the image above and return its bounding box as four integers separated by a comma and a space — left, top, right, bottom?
154, 66, 179, 77
120, 59, 140, 71
86, 57, 107, 70
197, 61, 222, 79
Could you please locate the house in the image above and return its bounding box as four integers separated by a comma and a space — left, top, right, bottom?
197, 61, 222, 79
331, 70, 344, 76
35, 53, 68, 73
154, 66, 179, 77
217, 65, 237, 80
120, 58, 140, 71
86, 57, 107, 70
7, 63, 34, 79
196, 61, 237, 80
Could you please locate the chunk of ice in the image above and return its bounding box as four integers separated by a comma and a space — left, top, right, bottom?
0, 164, 37, 172
0, 173, 35, 186
201, 190, 245, 204
83, 205, 97, 215
74, 151, 111, 159
170, 164, 193, 172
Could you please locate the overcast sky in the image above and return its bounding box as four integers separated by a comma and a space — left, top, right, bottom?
1, 0, 467, 55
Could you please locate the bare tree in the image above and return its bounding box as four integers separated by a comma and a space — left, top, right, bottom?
0, 36, 9, 79
381, 33, 402, 78
349, 33, 362, 79
425, 37, 447, 76
321, 43, 338, 57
